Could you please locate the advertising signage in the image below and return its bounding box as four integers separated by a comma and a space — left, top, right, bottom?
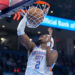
41, 15, 75, 31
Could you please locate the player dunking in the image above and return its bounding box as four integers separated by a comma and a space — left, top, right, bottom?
17, 15, 58, 75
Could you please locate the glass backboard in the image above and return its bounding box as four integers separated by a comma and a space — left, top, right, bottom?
0, 0, 39, 19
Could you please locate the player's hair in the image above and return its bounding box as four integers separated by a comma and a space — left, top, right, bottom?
36, 40, 42, 46
39, 31, 49, 36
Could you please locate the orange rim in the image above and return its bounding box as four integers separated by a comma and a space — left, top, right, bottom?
34, 1, 50, 8
34, 1, 50, 13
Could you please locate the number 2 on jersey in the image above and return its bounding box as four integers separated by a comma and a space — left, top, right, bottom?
35, 61, 40, 69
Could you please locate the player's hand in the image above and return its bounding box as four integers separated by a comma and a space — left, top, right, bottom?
48, 28, 53, 43
48, 28, 53, 36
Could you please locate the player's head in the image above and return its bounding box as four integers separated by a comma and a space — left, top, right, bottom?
38, 34, 50, 44
37, 34, 54, 48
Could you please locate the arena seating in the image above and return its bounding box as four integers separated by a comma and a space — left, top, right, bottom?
0, 50, 75, 75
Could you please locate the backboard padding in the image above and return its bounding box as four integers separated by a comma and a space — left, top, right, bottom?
0, 0, 39, 19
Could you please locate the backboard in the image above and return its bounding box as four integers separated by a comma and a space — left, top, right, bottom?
0, 0, 39, 19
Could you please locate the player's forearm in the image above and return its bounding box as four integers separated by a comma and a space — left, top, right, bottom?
18, 34, 33, 50
19, 34, 36, 50
46, 47, 58, 67
46, 47, 52, 67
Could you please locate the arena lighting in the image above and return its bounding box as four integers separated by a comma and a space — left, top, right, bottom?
14, 69, 20, 72
30, 38, 32, 41
1, 37, 6, 43
41, 15, 75, 31
2, 25, 6, 28
74, 46, 75, 49
14, 69, 17, 72
50, 10, 53, 13
17, 69, 20, 72
38, 31, 41, 34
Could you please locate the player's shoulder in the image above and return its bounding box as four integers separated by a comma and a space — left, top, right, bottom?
46, 46, 56, 52
32, 46, 38, 50
33, 46, 42, 51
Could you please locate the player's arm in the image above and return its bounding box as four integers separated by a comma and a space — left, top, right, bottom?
46, 28, 58, 67
46, 47, 58, 67
18, 34, 36, 50
48, 28, 53, 36
47, 28, 54, 48
17, 15, 36, 50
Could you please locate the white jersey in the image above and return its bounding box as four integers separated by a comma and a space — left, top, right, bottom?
25, 47, 55, 75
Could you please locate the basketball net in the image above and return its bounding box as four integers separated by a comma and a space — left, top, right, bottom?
13, 1, 50, 28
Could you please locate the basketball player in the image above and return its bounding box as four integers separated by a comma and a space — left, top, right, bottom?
17, 15, 58, 75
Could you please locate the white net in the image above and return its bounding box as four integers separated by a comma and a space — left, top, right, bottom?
26, 1, 50, 28
26, 6, 44, 28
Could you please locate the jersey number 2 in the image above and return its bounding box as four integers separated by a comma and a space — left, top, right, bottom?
35, 61, 40, 69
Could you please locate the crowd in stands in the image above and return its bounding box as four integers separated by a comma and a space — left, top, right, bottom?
0, 50, 27, 74
0, 49, 75, 75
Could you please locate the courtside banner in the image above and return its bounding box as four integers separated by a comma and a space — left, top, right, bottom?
41, 15, 75, 31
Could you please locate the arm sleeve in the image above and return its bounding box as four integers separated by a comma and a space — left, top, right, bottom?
17, 15, 27, 36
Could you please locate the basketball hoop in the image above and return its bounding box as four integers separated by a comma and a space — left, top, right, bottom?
13, 0, 50, 20
26, 1, 50, 28
13, 0, 50, 28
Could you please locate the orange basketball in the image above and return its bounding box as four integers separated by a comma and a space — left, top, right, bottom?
27, 6, 44, 28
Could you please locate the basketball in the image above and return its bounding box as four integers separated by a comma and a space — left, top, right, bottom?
26, 6, 44, 28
